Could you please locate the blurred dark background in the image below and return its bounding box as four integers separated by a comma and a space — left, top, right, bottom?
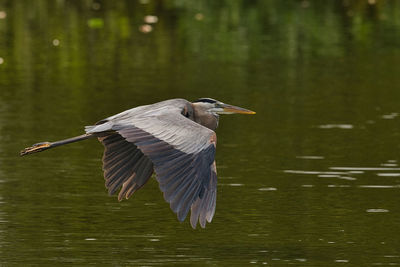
0, 0, 400, 266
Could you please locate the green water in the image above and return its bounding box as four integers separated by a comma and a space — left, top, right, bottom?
1, 0, 400, 265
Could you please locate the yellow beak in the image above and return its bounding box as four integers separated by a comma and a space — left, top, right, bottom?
220, 104, 256, 115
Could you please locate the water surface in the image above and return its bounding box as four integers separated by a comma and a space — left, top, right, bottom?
1, 0, 400, 265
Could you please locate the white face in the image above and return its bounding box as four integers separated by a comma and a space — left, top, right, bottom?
211, 105, 235, 114
209, 102, 237, 114
194, 101, 227, 115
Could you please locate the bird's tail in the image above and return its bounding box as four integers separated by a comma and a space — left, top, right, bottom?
20, 133, 94, 156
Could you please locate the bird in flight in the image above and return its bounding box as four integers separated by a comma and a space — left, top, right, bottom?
21, 98, 255, 228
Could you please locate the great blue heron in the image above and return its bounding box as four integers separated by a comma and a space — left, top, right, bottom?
21, 98, 255, 228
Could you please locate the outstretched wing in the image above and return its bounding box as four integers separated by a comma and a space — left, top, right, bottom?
87, 99, 218, 228
98, 133, 154, 201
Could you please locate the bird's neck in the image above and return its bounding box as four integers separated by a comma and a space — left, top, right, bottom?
193, 110, 219, 131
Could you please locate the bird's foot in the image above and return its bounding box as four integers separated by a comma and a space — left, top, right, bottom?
20, 142, 51, 156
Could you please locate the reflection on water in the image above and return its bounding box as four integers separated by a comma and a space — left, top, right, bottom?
377, 173, 400, 177
258, 187, 277, 191
358, 185, 400, 189
296, 156, 324, 159
330, 167, 400, 171
366, 209, 389, 213
317, 124, 354, 129
1, 0, 400, 266
285, 161, 400, 186
382, 113, 399, 120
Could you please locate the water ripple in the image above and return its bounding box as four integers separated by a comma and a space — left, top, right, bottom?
377, 173, 400, 177
358, 185, 400, 189
330, 167, 400, 171
258, 187, 277, 191
284, 170, 357, 181
382, 113, 398, 119
317, 124, 354, 129
366, 209, 389, 213
296, 156, 324, 159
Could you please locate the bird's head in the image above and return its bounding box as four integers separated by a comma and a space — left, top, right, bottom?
192, 98, 256, 116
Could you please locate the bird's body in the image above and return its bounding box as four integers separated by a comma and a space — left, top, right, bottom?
21, 98, 255, 228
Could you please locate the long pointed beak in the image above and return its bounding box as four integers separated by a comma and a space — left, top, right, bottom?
219, 103, 256, 115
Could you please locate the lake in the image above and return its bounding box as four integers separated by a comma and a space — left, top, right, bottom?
0, 0, 399, 265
